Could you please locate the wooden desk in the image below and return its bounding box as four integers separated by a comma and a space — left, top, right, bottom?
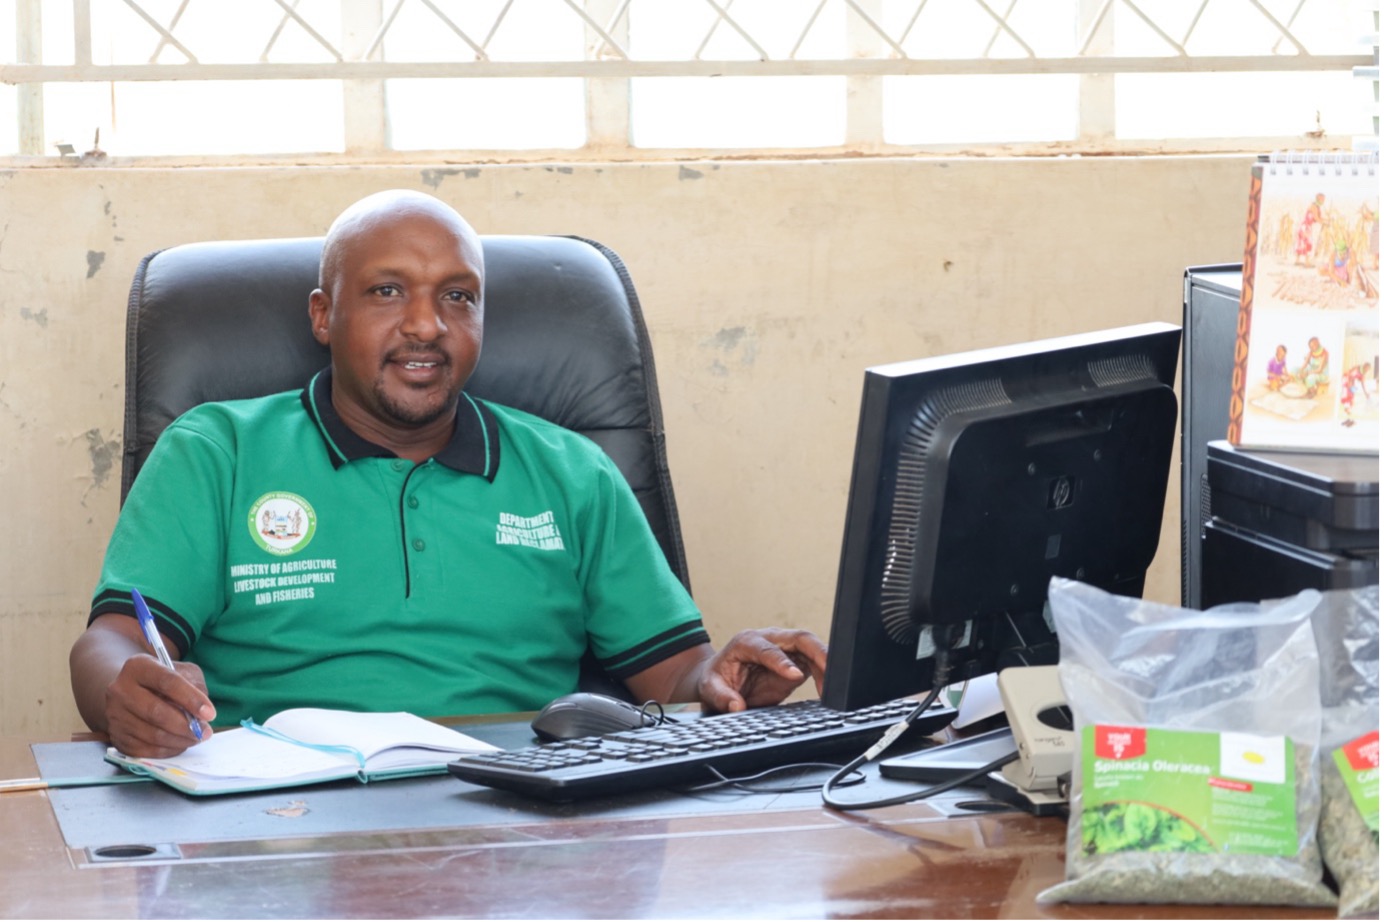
0, 735, 1335, 920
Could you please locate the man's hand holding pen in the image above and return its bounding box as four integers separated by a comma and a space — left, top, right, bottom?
103, 654, 216, 758
85, 589, 215, 758
131, 588, 207, 744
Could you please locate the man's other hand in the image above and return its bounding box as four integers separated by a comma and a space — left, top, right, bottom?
696, 628, 828, 713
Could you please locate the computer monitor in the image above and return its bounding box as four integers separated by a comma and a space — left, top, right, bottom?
820, 322, 1181, 711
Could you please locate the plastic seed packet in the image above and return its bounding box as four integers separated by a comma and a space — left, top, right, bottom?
1311, 585, 1379, 918
1038, 578, 1335, 907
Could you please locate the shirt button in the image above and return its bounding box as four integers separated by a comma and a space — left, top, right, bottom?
391, 460, 408, 472
412, 539, 426, 551
407, 496, 420, 509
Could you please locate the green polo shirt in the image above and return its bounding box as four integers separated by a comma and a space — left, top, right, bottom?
90, 370, 708, 722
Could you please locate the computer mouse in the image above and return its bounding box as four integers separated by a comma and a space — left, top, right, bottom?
530, 692, 655, 742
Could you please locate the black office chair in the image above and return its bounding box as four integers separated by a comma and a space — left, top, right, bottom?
121, 234, 690, 699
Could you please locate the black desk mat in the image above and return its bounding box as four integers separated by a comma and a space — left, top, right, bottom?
35, 720, 956, 852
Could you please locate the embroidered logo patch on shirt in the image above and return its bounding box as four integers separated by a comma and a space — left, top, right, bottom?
495, 510, 565, 551
249, 491, 318, 555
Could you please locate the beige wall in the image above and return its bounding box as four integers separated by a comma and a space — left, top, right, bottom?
0, 155, 1251, 738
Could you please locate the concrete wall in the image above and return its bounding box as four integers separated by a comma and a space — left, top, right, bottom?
0, 155, 1251, 738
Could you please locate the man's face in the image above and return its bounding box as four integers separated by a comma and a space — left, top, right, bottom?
309, 207, 484, 437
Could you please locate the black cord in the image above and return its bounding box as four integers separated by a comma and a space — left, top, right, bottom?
817, 682, 947, 807
682, 762, 868, 795
819, 629, 1011, 812
637, 700, 673, 727
822, 749, 1020, 811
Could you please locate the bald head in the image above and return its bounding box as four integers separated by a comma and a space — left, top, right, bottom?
319, 190, 483, 296
307, 188, 487, 459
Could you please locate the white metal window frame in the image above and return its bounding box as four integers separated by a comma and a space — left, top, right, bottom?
2, 0, 1376, 161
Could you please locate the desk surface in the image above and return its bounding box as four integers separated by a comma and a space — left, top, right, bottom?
0, 730, 1336, 920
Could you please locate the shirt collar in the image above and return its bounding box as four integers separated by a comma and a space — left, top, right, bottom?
300, 368, 501, 480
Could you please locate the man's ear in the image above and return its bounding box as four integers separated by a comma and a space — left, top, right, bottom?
308, 289, 331, 346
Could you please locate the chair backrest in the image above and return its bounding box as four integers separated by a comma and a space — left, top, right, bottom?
122, 235, 691, 697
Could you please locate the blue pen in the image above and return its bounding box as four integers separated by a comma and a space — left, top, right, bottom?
131, 588, 204, 741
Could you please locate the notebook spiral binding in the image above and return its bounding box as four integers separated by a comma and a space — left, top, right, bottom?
1267, 150, 1378, 177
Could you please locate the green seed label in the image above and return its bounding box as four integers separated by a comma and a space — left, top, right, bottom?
1331, 730, 1379, 833
1081, 725, 1297, 857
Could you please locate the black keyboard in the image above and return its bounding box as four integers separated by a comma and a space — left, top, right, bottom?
447, 698, 957, 801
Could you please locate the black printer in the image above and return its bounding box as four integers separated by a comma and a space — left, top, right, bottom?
1200, 440, 1379, 607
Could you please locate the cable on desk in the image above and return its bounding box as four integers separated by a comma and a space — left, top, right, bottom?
816, 680, 942, 807
821, 750, 1020, 811
682, 762, 868, 795
820, 630, 1020, 811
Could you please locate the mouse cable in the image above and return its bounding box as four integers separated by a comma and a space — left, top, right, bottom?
681, 762, 867, 795
636, 700, 682, 727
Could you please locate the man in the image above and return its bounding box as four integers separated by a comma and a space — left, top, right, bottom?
71, 190, 826, 758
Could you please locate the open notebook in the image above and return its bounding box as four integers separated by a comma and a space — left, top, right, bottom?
105, 708, 499, 796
